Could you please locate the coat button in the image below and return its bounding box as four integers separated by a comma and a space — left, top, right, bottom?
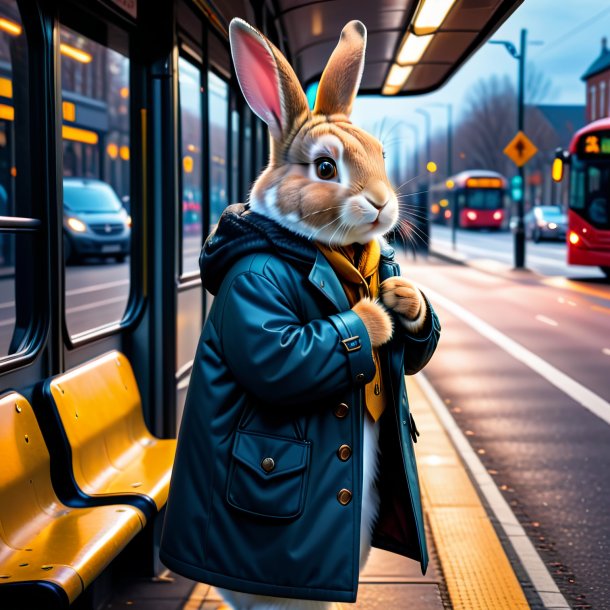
356, 373, 365, 382
337, 489, 352, 506
337, 444, 352, 461
334, 403, 349, 418
260, 457, 275, 473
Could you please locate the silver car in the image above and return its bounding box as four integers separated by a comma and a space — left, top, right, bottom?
524, 205, 567, 242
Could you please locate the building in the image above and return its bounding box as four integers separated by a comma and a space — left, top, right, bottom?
582, 37, 610, 123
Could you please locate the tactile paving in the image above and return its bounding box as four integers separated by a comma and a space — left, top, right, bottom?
408, 376, 530, 610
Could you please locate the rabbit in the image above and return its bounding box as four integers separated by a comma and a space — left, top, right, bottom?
214, 17, 429, 610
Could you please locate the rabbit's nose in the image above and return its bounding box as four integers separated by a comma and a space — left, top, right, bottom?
364, 180, 389, 209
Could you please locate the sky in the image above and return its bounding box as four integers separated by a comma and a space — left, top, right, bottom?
351, 1, 610, 141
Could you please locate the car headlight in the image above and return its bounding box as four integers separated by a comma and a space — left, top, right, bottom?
126, 215, 132, 227
67, 217, 87, 233
548, 222, 557, 230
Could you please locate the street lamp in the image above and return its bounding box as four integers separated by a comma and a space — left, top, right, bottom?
428, 103, 455, 248
415, 108, 432, 165
489, 29, 542, 269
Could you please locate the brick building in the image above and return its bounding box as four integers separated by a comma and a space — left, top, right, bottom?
582, 37, 610, 122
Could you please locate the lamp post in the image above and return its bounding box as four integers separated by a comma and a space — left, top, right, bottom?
489, 29, 542, 269
415, 108, 432, 165
428, 103, 455, 248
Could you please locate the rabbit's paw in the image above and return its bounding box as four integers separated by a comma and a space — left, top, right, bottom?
352, 297, 393, 347
379, 277, 427, 333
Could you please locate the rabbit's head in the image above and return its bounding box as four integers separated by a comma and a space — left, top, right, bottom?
230, 19, 398, 246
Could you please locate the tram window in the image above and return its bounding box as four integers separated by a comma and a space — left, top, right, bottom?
59, 25, 131, 339
178, 57, 204, 276
208, 71, 228, 229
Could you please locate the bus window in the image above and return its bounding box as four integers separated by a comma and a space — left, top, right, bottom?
0, 0, 37, 359
570, 158, 610, 229
178, 57, 203, 276
60, 25, 131, 339
467, 189, 502, 210
208, 71, 228, 229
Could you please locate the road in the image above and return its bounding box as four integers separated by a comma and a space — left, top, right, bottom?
429, 224, 607, 280
401, 251, 610, 609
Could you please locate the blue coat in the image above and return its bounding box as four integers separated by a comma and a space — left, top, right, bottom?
160, 207, 440, 603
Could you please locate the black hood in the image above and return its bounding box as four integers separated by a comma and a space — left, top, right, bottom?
200, 204, 318, 295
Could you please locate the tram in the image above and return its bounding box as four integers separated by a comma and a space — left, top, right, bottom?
0, 0, 524, 608
553, 117, 610, 277
429, 170, 508, 229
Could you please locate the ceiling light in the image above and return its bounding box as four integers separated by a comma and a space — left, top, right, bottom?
397, 33, 434, 64
383, 64, 413, 94
413, 0, 458, 35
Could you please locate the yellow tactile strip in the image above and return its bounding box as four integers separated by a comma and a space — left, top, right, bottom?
408, 376, 530, 610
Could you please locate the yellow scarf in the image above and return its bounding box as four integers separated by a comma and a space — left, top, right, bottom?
317, 241, 386, 421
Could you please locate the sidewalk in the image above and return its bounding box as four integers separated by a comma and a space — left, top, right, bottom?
107, 374, 533, 610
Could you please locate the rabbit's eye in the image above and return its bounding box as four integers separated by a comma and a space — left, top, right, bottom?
315, 158, 337, 180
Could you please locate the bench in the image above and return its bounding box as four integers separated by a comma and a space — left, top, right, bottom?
41, 351, 176, 521
0, 392, 143, 609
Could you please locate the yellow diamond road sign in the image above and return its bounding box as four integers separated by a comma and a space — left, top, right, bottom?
504, 131, 538, 167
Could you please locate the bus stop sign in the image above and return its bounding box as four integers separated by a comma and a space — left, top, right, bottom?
504, 131, 538, 167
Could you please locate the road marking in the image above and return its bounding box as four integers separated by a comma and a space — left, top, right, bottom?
0, 300, 14, 310
419, 282, 610, 426
66, 279, 129, 296
535, 314, 558, 327
415, 372, 570, 609
603, 348, 610, 356
66, 295, 127, 314
0, 317, 15, 328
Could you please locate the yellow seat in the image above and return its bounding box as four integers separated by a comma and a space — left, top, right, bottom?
0, 393, 143, 606
45, 351, 176, 516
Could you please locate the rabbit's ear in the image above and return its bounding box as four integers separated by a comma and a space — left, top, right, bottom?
314, 21, 367, 118
229, 18, 309, 141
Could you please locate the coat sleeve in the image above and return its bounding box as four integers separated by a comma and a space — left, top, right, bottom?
215, 270, 377, 406
391, 292, 441, 376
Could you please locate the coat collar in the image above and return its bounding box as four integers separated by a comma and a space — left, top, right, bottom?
308, 249, 351, 312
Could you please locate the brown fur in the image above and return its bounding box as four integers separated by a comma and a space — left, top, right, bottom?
380, 278, 427, 333
352, 298, 393, 347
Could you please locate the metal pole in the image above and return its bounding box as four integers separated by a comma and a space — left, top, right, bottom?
514, 28, 527, 269
446, 105, 459, 250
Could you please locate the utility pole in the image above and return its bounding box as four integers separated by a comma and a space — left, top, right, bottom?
514, 28, 527, 269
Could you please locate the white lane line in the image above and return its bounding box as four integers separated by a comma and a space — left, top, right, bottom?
419, 282, 610, 426
603, 348, 610, 356
0, 317, 15, 328
66, 279, 129, 296
66, 295, 127, 314
535, 314, 559, 327
0, 300, 14, 310
416, 372, 571, 609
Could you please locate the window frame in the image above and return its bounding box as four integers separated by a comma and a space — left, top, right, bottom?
57, 5, 145, 349
177, 42, 206, 284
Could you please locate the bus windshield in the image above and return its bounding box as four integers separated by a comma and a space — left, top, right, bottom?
466, 189, 503, 210
63, 181, 123, 213
570, 158, 610, 229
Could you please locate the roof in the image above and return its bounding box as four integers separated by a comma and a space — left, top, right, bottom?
569, 117, 610, 153
581, 39, 610, 81
212, 0, 525, 96
536, 105, 585, 147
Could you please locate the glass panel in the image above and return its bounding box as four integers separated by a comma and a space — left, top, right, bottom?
0, 0, 29, 218
570, 159, 610, 229
60, 25, 131, 338
208, 71, 228, 231
467, 190, 503, 210
179, 57, 203, 275
231, 109, 239, 202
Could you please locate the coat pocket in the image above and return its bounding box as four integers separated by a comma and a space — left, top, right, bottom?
226, 429, 311, 520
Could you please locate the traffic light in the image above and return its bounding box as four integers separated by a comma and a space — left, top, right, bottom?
511, 175, 523, 202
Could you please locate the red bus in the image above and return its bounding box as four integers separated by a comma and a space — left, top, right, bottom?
554, 118, 610, 277
430, 170, 507, 229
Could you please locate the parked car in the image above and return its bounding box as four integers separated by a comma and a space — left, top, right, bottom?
63, 178, 131, 263
510, 206, 567, 242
